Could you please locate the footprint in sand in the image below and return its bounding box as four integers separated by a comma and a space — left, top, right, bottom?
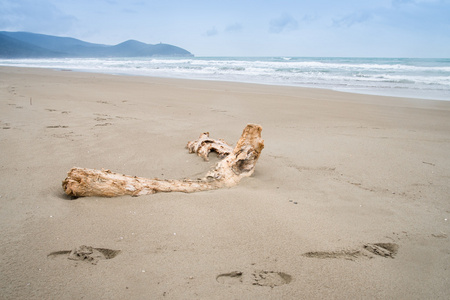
216, 271, 243, 285
302, 249, 367, 261
48, 245, 121, 265
216, 270, 292, 287
303, 242, 399, 260
363, 243, 399, 258
251, 270, 292, 287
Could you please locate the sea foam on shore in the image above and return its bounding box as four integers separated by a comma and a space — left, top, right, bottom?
1, 57, 449, 101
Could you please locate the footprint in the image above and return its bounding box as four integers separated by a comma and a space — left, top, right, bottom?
431, 233, 447, 239
251, 270, 292, 288
363, 243, 398, 258
302, 250, 366, 261
216, 270, 292, 287
216, 271, 243, 285
47, 125, 69, 128
48, 245, 120, 265
303, 243, 399, 260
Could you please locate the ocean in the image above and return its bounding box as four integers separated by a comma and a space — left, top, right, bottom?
1, 57, 449, 101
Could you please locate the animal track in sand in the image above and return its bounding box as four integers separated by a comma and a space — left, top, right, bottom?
48, 245, 121, 265
216, 270, 292, 287
303, 243, 399, 260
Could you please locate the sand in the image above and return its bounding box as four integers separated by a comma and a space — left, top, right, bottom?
1, 66, 449, 299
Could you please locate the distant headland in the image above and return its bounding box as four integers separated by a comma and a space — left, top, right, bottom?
0, 31, 194, 58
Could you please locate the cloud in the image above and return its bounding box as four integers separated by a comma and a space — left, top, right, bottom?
269, 13, 298, 33
0, 0, 76, 34
333, 11, 373, 27
225, 23, 243, 32
205, 27, 218, 37
301, 14, 318, 23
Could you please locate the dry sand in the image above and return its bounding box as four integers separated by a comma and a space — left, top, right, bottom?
1, 66, 449, 299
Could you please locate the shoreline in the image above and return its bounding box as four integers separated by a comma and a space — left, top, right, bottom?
4, 64, 450, 104
1, 66, 449, 299
113, 70, 450, 102
1, 55, 449, 101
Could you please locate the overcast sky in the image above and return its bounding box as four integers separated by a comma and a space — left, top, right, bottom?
1, 0, 449, 57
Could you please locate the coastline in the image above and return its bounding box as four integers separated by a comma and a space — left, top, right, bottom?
2, 56, 449, 101
1, 66, 449, 299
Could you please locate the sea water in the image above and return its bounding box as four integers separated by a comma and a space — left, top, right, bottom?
1, 57, 449, 101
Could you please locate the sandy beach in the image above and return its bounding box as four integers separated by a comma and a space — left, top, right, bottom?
1, 66, 449, 299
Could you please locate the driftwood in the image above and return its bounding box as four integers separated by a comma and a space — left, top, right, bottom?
186, 132, 233, 161
62, 124, 264, 197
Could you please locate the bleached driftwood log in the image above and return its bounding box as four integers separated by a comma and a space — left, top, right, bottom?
186, 132, 233, 161
62, 124, 264, 197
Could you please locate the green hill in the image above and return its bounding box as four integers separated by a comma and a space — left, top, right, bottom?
0, 31, 193, 58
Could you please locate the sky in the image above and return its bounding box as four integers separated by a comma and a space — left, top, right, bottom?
1, 0, 450, 57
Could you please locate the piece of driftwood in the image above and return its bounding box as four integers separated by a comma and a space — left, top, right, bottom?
186, 132, 233, 161
62, 124, 264, 197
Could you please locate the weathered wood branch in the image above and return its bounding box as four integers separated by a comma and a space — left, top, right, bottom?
62, 124, 264, 197
186, 132, 233, 161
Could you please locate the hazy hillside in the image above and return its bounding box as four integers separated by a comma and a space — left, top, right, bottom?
0, 31, 193, 58
0, 33, 65, 58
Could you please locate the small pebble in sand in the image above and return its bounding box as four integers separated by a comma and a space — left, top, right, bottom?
294, 202, 298, 204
